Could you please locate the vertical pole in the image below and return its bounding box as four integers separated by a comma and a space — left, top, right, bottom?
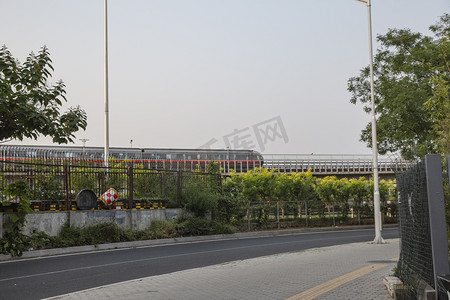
277, 201, 280, 230
127, 166, 133, 210
104, 0, 110, 167
332, 204, 336, 227
358, 0, 383, 244
177, 171, 182, 208
447, 155, 450, 187
425, 154, 450, 299
64, 164, 70, 211
305, 201, 308, 227
368, 0, 383, 244
247, 204, 251, 231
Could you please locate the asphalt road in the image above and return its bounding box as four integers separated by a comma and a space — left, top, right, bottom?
0, 227, 398, 300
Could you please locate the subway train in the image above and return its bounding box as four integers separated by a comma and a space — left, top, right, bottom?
0, 145, 264, 172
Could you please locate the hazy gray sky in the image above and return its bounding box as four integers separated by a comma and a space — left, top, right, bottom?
1, 0, 448, 154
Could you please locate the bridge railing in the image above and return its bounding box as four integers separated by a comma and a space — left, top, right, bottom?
261, 154, 405, 174
1, 146, 412, 175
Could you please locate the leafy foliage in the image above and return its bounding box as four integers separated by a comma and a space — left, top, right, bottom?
316, 176, 337, 210
222, 167, 395, 225
348, 14, 450, 159
0, 45, 87, 143
424, 71, 450, 155
182, 183, 218, 218
348, 177, 371, 224
28, 218, 234, 250
0, 181, 33, 257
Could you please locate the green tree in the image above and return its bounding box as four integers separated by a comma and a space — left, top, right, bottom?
349, 177, 371, 224
221, 170, 247, 224
424, 72, 450, 155
0, 180, 33, 257
316, 176, 338, 225
368, 178, 396, 221
424, 14, 450, 156
242, 168, 277, 224
348, 14, 450, 159
274, 173, 293, 216
291, 171, 316, 220
0, 46, 87, 143
334, 178, 351, 219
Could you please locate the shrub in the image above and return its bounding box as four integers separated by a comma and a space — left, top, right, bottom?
142, 219, 177, 240
0, 181, 33, 257
182, 184, 218, 218
176, 217, 235, 236
215, 196, 245, 225
30, 232, 55, 250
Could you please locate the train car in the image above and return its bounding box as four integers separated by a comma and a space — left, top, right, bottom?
0, 145, 264, 173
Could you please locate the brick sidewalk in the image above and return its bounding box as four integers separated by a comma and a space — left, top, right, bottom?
46, 239, 399, 300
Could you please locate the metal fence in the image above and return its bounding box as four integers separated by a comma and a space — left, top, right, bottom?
0, 145, 263, 173
228, 200, 391, 232
395, 154, 450, 299
0, 160, 222, 211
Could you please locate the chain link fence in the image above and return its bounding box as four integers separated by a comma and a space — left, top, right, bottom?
395, 154, 450, 299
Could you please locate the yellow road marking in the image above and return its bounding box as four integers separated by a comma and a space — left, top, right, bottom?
390, 257, 399, 261
285, 263, 388, 300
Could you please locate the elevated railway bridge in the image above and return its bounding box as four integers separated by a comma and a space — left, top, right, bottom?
224, 154, 403, 180
0, 146, 405, 180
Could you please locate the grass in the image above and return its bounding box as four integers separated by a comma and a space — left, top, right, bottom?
19, 213, 397, 252
27, 217, 236, 251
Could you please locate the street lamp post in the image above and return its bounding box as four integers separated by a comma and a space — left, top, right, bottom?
226, 146, 230, 173
356, 0, 384, 244
80, 138, 89, 153
104, 0, 110, 167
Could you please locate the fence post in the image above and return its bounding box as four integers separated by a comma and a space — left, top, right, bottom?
99, 171, 105, 197
247, 203, 251, 231
64, 164, 70, 211
277, 201, 280, 230
447, 155, 450, 187
425, 154, 450, 298
177, 171, 182, 208
127, 166, 133, 209
305, 201, 308, 227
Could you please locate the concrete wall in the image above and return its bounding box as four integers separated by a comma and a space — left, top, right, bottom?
0, 209, 183, 237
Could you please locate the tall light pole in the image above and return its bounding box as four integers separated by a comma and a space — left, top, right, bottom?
80, 138, 89, 153
356, 0, 384, 244
104, 0, 110, 167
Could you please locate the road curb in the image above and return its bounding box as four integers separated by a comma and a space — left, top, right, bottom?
0, 224, 398, 262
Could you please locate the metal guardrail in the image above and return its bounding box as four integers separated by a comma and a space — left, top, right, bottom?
0, 160, 221, 211
0, 145, 262, 173
262, 154, 410, 174
0, 145, 411, 175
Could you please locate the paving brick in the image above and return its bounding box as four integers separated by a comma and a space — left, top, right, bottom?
45, 239, 399, 300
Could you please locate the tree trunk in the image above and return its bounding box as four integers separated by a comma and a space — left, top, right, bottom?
305, 201, 309, 227
332, 204, 335, 227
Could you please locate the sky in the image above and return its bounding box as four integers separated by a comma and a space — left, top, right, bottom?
1, 0, 448, 155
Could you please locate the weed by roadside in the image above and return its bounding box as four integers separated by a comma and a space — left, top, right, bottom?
26, 218, 236, 251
